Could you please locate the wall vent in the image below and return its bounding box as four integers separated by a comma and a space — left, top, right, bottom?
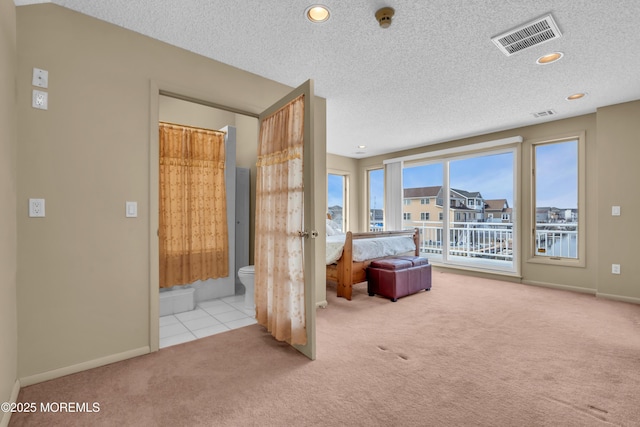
492, 14, 562, 56
532, 109, 557, 118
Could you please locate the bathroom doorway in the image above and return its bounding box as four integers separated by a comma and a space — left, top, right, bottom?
156, 95, 259, 349
149, 80, 323, 360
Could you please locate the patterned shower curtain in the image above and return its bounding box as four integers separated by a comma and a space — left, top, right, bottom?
158, 122, 228, 288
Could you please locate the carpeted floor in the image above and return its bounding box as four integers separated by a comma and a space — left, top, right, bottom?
10, 272, 640, 426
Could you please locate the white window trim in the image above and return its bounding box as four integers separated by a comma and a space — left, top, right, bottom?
528, 131, 586, 268
327, 169, 350, 233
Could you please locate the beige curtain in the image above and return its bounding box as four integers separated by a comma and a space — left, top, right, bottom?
255, 94, 306, 345
159, 122, 229, 289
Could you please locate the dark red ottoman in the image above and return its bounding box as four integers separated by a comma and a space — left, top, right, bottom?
366, 256, 432, 302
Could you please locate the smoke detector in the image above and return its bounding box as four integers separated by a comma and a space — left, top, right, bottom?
492, 14, 562, 56
375, 7, 395, 28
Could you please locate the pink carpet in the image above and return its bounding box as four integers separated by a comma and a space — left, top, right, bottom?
10, 272, 640, 426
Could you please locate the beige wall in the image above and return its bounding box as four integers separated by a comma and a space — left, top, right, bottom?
16, 4, 325, 379
326, 153, 360, 232
0, 0, 18, 417
359, 106, 640, 301
596, 100, 640, 300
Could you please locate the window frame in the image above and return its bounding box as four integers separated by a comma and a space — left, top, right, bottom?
327, 170, 349, 233
365, 167, 384, 232
528, 132, 586, 268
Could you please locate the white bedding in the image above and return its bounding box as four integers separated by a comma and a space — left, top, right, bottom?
326, 234, 416, 265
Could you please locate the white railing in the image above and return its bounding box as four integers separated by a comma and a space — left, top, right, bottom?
535, 223, 578, 258
403, 220, 514, 262
369, 221, 384, 232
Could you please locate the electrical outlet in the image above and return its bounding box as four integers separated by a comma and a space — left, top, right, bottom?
612, 264, 621, 275
32, 90, 48, 110
29, 198, 45, 217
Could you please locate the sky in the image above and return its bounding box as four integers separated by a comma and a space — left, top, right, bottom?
360, 141, 578, 211
327, 173, 345, 207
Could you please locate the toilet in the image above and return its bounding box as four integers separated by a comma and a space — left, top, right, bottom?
237, 265, 255, 317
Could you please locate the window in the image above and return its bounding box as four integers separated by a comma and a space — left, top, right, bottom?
531, 135, 585, 266
421, 198, 430, 204
403, 199, 411, 205
328, 173, 347, 233
368, 168, 384, 231
402, 149, 516, 273
403, 212, 411, 220
502, 213, 509, 220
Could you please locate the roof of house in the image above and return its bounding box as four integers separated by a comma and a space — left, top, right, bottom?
484, 199, 508, 211
452, 189, 482, 199
404, 186, 441, 198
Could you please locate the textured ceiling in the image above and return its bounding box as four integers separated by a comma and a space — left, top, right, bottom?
15, 0, 640, 158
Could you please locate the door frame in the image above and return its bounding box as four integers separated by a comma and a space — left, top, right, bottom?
149, 80, 260, 352
148, 80, 325, 354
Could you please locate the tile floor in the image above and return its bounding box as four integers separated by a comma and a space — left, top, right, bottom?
159, 294, 257, 348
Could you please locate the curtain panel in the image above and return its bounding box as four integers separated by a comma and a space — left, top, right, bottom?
255, 95, 306, 345
159, 122, 229, 289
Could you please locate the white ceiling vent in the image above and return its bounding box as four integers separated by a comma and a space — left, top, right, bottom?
532, 109, 557, 118
492, 14, 562, 56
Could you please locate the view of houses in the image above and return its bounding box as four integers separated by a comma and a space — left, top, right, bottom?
365, 186, 578, 262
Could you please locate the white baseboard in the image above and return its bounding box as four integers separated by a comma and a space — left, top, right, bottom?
0, 379, 21, 427
521, 280, 597, 295
596, 292, 640, 305
19, 346, 150, 387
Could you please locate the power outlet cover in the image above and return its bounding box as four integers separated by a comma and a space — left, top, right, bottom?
32, 68, 49, 88
29, 198, 45, 217
32, 90, 48, 110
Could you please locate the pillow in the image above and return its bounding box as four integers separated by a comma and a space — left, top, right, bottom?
326, 219, 337, 236
326, 219, 344, 236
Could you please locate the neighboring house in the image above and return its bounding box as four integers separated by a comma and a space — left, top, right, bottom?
403, 186, 487, 225
485, 199, 511, 223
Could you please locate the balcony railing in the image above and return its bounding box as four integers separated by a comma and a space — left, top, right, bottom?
368, 220, 577, 267
535, 223, 578, 258
369, 222, 384, 232
402, 220, 514, 262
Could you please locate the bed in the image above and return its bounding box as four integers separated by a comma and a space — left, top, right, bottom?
326, 228, 420, 300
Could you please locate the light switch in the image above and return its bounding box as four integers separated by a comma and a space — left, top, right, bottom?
612, 206, 621, 216
126, 201, 138, 218
32, 68, 49, 88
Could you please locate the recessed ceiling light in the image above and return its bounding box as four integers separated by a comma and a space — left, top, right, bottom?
566, 92, 587, 100
306, 5, 330, 23
357, 145, 366, 149
536, 52, 564, 65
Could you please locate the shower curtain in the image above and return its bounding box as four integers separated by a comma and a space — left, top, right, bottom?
255, 94, 306, 345
158, 122, 228, 289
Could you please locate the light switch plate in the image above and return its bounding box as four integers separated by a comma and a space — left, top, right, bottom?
126, 201, 138, 218
29, 198, 45, 217
32, 68, 49, 88
32, 90, 48, 110
612, 205, 621, 216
